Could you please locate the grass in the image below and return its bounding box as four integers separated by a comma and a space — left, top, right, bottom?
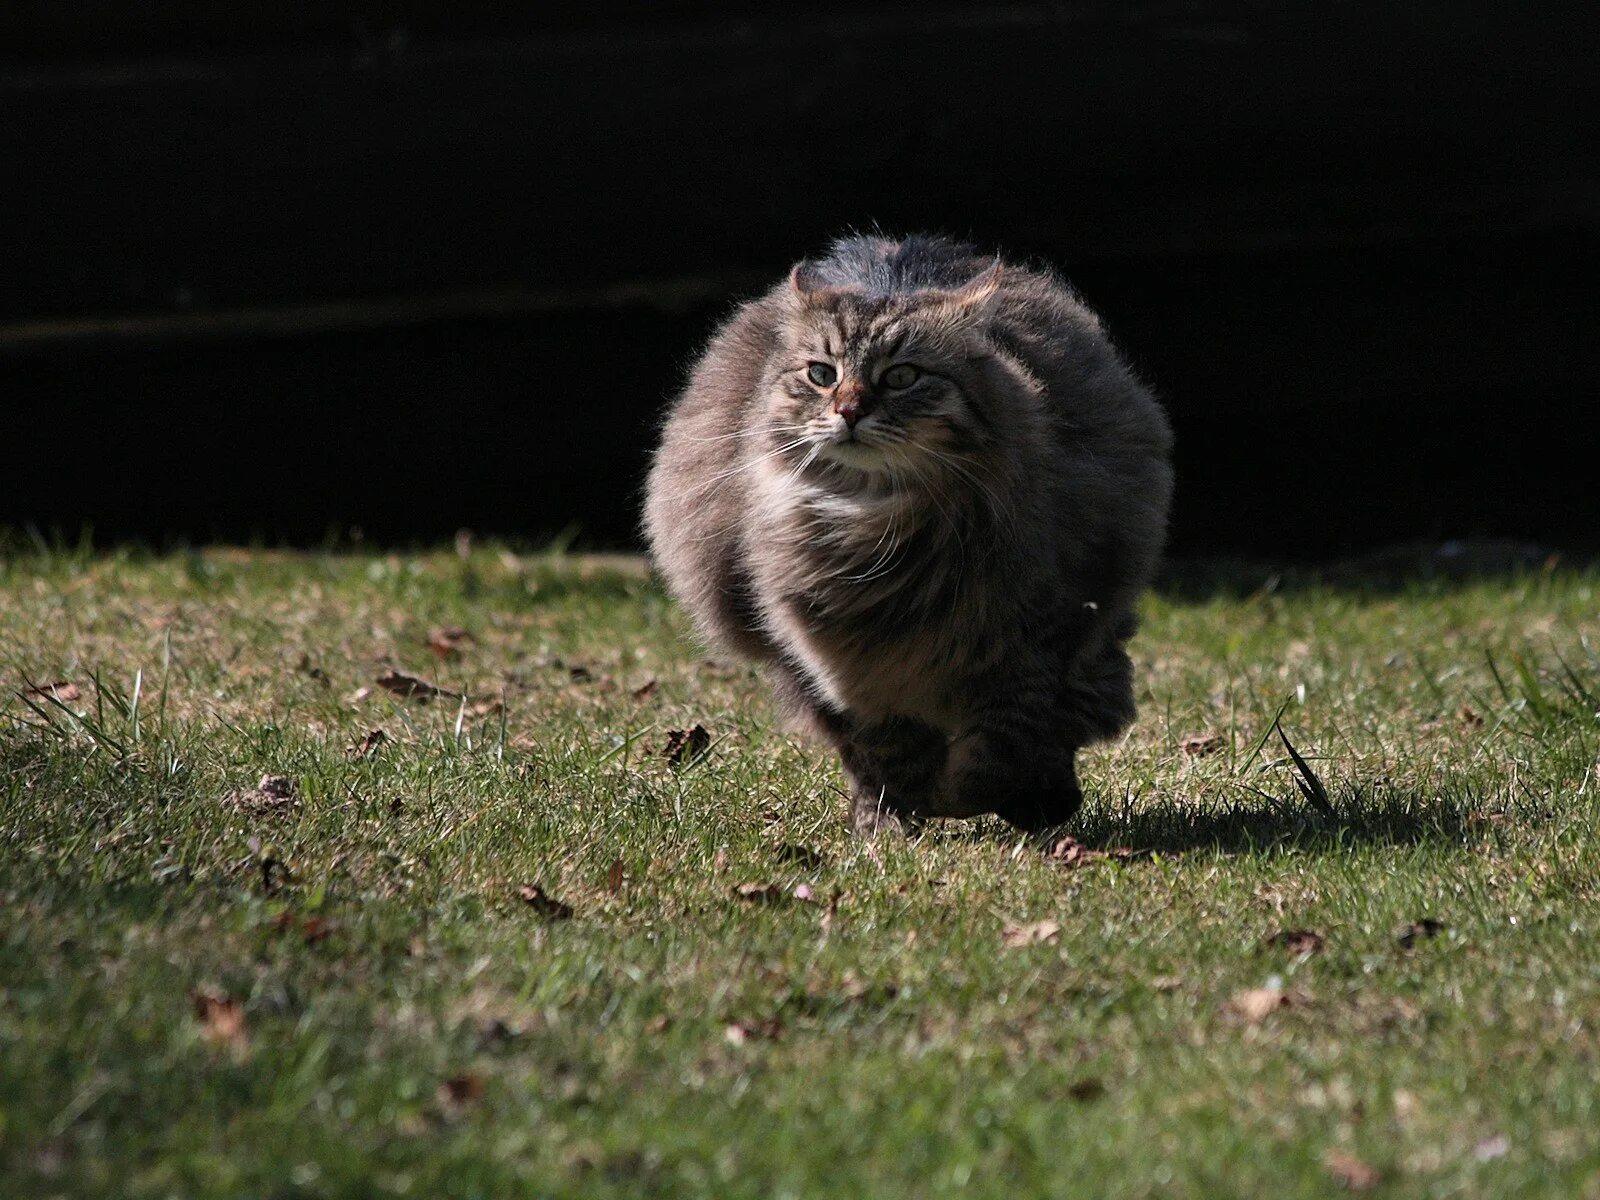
2, 542, 1598, 1198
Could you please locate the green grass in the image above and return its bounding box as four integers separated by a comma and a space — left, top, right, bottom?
2, 543, 1598, 1198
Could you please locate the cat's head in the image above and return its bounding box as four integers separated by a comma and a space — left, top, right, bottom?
764, 244, 1017, 487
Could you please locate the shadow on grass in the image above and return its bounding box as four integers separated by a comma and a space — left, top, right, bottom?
937, 788, 1476, 858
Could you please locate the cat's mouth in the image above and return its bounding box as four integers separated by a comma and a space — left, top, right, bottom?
818, 435, 889, 472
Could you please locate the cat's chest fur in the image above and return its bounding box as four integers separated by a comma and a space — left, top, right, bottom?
748, 471, 1011, 728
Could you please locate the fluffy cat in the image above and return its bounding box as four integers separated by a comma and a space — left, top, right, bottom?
644, 234, 1172, 834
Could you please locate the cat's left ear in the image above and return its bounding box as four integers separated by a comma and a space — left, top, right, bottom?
924, 258, 1004, 318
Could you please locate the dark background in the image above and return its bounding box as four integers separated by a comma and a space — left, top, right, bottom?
3, 3, 1596, 557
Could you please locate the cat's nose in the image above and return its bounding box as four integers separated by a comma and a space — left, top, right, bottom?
832, 382, 866, 428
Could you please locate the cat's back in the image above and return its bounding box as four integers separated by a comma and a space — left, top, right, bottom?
643, 288, 785, 660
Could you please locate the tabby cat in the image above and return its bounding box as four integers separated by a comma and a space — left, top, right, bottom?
644, 234, 1173, 834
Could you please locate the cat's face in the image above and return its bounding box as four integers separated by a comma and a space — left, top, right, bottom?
766, 268, 1003, 486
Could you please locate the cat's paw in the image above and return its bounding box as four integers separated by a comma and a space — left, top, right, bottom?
851, 797, 920, 839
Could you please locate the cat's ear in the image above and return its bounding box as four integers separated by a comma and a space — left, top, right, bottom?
923, 258, 1004, 318
789, 260, 826, 304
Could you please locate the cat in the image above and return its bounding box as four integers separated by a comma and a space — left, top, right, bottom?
644, 234, 1173, 835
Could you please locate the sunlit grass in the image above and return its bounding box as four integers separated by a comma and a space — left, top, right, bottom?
2, 545, 1597, 1198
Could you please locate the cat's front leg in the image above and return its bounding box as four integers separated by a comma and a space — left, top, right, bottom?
835, 716, 947, 837
938, 715, 1084, 833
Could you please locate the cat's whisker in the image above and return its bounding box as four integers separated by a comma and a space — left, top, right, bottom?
686, 436, 814, 497
683, 424, 806, 446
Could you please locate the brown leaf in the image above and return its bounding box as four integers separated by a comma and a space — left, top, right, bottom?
631, 678, 658, 701
1324, 1150, 1381, 1191
732, 882, 786, 905
348, 729, 388, 759
661, 724, 711, 767
1180, 731, 1224, 757
724, 1017, 783, 1045
1396, 917, 1445, 949
1473, 1134, 1510, 1162
191, 987, 248, 1053
1001, 919, 1061, 948
518, 884, 574, 919
375, 669, 459, 702
1045, 838, 1146, 868
821, 889, 842, 935
1230, 987, 1289, 1022
1269, 929, 1327, 958
1457, 703, 1485, 728
225, 773, 300, 816
427, 626, 475, 660
605, 858, 625, 896
437, 1073, 484, 1111
20, 679, 80, 704
299, 916, 334, 945
644, 1014, 672, 1035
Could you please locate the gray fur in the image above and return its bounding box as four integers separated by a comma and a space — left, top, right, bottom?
644, 234, 1173, 834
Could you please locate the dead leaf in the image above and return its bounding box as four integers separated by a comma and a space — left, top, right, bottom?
644, 1015, 671, 1035
1230, 987, 1289, 1022
605, 858, 625, 895
821, 890, 842, 935
1001, 919, 1061, 948
1457, 703, 1485, 728
437, 1073, 484, 1112
724, 1017, 783, 1045
1396, 917, 1445, 949
1473, 1134, 1509, 1162
191, 987, 248, 1053
732, 882, 786, 905
1180, 731, 1224, 757
300, 916, 334, 945
20, 679, 80, 704
1268, 929, 1327, 958
1045, 837, 1145, 867
427, 626, 475, 660
1324, 1150, 1381, 1191
631, 679, 658, 700
349, 729, 388, 758
518, 884, 574, 919
225, 773, 300, 816
662, 724, 711, 767
375, 669, 459, 702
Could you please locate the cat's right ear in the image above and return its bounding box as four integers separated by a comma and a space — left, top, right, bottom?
788, 260, 834, 307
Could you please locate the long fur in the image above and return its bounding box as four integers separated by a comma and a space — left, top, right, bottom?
644, 234, 1173, 834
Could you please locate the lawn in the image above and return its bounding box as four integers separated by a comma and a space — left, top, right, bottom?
2, 543, 1598, 1198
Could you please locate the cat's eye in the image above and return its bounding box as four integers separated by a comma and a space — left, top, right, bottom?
806, 362, 838, 387
882, 364, 919, 390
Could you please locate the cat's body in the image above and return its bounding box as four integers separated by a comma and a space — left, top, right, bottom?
645, 235, 1172, 833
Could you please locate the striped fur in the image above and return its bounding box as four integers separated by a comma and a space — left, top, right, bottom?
644, 234, 1173, 834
